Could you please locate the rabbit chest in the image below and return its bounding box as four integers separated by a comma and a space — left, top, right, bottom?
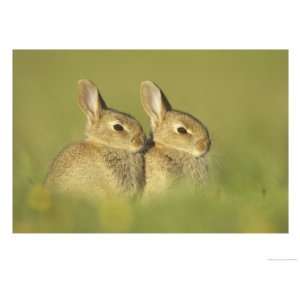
101, 148, 145, 196
165, 152, 208, 182
146, 147, 208, 185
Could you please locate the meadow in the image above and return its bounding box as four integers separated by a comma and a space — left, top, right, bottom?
13, 50, 288, 233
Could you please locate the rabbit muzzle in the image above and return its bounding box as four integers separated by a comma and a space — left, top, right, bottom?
194, 137, 211, 157
131, 134, 146, 152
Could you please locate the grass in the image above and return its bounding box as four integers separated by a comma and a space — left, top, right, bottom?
13, 50, 288, 233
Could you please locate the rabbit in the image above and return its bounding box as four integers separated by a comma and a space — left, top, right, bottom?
45, 80, 146, 200
140, 81, 211, 197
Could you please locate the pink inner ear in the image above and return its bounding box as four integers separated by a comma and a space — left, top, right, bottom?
152, 97, 162, 118
144, 87, 163, 120
84, 88, 99, 115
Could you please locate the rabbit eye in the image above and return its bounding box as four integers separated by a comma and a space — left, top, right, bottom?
113, 124, 124, 131
177, 127, 187, 134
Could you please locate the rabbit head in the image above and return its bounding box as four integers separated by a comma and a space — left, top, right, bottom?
78, 79, 146, 152
140, 81, 211, 157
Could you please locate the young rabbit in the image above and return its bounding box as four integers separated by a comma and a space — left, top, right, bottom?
45, 80, 146, 200
140, 81, 211, 197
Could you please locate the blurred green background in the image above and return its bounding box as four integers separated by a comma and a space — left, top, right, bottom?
13, 50, 288, 233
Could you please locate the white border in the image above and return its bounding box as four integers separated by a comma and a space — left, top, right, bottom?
1, 0, 299, 299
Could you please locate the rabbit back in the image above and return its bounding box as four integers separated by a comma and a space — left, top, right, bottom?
45, 142, 145, 199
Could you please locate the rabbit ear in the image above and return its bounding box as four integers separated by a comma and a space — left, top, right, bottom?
78, 79, 107, 122
140, 81, 171, 128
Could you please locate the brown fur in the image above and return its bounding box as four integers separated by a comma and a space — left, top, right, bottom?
45, 142, 145, 199
144, 145, 208, 195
